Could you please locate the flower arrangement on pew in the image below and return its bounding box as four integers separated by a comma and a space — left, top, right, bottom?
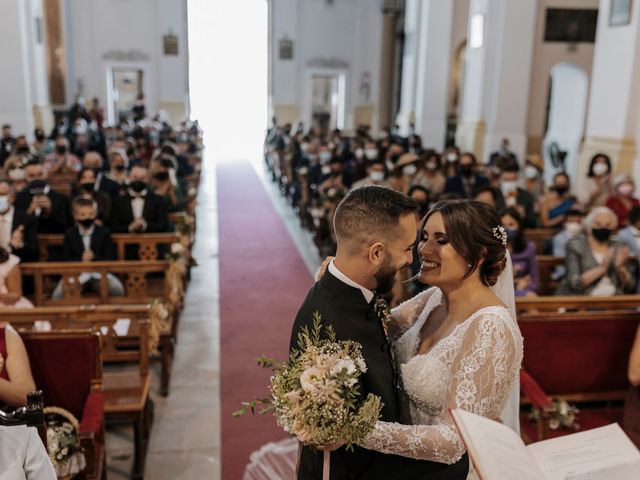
235, 313, 382, 477
166, 242, 187, 310
148, 299, 171, 355
529, 399, 580, 431
45, 406, 86, 479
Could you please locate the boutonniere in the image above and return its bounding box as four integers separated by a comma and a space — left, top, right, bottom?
374, 297, 392, 338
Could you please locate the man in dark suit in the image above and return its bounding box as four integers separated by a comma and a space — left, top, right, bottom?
14, 161, 71, 234
80, 151, 120, 198
52, 197, 123, 298
444, 152, 489, 199
495, 164, 537, 228
111, 165, 169, 234
0, 180, 39, 263
291, 186, 468, 480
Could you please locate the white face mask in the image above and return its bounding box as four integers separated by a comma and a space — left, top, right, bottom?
618, 183, 634, 196
446, 153, 458, 163
426, 162, 438, 171
8, 168, 26, 181
369, 171, 385, 182
0, 196, 9, 212
501, 181, 518, 194
565, 222, 582, 238
592, 163, 609, 176
524, 166, 539, 179
319, 151, 332, 163
402, 164, 417, 176
365, 148, 378, 160
321, 165, 331, 175
355, 148, 364, 159
300, 143, 310, 153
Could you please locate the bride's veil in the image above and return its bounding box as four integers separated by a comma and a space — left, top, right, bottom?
489, 251, 522, 433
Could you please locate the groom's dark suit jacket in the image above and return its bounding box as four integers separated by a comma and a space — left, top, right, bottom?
290, 270, 469, 480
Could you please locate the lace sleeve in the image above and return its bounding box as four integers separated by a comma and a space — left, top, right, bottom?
388, 287, 436, 340
359, 311, 522, 463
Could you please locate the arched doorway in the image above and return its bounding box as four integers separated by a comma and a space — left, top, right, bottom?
542, 63, 589, 183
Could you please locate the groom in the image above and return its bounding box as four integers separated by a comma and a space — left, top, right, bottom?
290, 186, 469, 479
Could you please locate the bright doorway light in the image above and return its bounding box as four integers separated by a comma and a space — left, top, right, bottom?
188, 0, 268, 162
470, 14, 485, 49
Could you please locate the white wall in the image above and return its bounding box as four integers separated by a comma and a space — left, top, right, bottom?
269, 0, 383, 131
63, 0, 189, 124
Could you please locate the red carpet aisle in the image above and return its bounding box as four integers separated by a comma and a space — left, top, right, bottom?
218, 161, 314, 479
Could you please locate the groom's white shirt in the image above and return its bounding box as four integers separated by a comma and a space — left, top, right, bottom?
328, 260, 375, 303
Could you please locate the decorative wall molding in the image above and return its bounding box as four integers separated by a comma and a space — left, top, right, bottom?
306, 57, 349, 69
101, 49, 150, 61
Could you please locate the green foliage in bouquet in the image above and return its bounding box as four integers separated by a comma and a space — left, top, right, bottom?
234, 312, 383, 450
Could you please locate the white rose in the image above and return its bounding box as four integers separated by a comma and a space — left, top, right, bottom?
331, 358, 356, 377
299, 366, 324, 393
356, 357, 367, 373
171, 242, 185, 254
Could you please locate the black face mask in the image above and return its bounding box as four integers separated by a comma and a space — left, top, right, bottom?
554, 186, 568, 196
80, 182, 95, 192
114, 165, 126, 172
330, 171, 343, 178
78, 218, 95, 228
35, 132, 45, 141
130, 180, 147, 193
16, 146, 30, 154
154, 171, 170, 182
390, 154, 401, 164
460, 165, 473, 177
592, 228, 612, 242
126, 148, 136, 158
56, 145, 67, 155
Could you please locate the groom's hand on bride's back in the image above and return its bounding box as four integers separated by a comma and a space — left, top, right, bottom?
315, 256, 335, 281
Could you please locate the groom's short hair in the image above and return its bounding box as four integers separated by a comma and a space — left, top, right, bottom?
334, 186, 417, 248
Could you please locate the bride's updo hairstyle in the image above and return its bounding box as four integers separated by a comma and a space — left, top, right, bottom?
421, 200, 507, 286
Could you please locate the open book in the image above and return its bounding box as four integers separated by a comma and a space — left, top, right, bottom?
450, 409, 640, 480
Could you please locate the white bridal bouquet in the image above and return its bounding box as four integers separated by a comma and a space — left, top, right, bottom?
235, 312, 382, 472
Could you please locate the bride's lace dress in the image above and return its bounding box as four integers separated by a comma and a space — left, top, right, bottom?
360, 287, 523, 464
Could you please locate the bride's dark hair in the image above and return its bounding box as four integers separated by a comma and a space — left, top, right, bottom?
421, 200, 507, 286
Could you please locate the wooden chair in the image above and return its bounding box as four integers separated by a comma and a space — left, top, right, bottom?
524, 228, 556, 255
518, 310, 640, 443
20, 330, 105, 480
516, 294, 640, 313
4, 304, 175, 396
535, 255, 564, 295
102, 319, 152, 480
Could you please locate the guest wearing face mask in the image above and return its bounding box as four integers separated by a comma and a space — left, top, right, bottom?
0, 124, 15, 167
81, 151, 120, 198
495, 164, 537, 228
363, 141, 380, 162
0, 181, 38, 263
411, 150, 445, 198
442, 147, 460, 178
551, 209, 585, 280
578, 153, 613, 210
443, 152, 489, 198
501, 207, 539, 297
318, 158, 347, 200
106, 149, 129, 191
12, 136, 32, 159
408, 185, 431, 220
74, 168, 112, 225
388, 153, 420, 194
540, 172, 576, 227
350, 160, 388, 189
606, 175, 640, 228
616, 205, 640, 292
31, 128, 49, 154
44, 136, 81, 174
522, 154, 545, 206
151, 156, 184, 212
556, 206, 634, 295
52, 197, 124, 299
110, 165, 169, 234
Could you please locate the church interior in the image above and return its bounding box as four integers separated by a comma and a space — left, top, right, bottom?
1, 0, 640, 478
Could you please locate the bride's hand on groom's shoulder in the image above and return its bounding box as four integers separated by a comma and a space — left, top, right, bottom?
316, 256, 335, 281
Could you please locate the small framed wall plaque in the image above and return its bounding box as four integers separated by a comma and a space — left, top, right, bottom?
279, 37, 293, 60
610, 0, 632, 26
163, 33, 178, 55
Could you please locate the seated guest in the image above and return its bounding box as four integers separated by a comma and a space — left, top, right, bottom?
472, 185, 498, 210
350, 159, 388, 189
388, 153, 419, 194
74, 168, 111, 225
3, 156, 28, 193
0, 247, 33, 308
14, 161, 70, 234
443, 152, 489, 198
52, 198, 124, 299
522, 154, 545, 207
556, 206, 634, 295
407, 185, 430, 220
111, 165, 169, 233
0, 323, 37, 408
318, 158, 347, 200
501, 207, 539, 296
496, 164, 537, 228
0, 181, 38, 263
540, 172, 576, 228
411, 150, 445, 199
578, 153, 613, 210
551, 209, 585, 280
44, 136, 81, 174
0, 124, 16, 167
105, 149, 129, 190
616, 205, 640, 291
0, 425, 57, 479
605, 174, 639, 228
81, 151, 120, 198
624, 322, 640, 448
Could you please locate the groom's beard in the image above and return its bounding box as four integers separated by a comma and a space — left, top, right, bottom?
374, 260, 398, 295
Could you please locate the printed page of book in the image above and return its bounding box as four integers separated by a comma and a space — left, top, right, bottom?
451, 409, 545, 480
526, 423, 640, 480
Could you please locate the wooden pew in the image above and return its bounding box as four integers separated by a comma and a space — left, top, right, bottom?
4, 304, 175, 396
47, 172, 78, 197
38, 232, 180, 262
536, 255, 564, 295
524, 228, 556, 255
516, 294, 640, 313
518, 309, 640, 442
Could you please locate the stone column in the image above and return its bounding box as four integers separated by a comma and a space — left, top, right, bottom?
580, 0, 640, 180
455, 0, 537, 162
378, 13, 397, 131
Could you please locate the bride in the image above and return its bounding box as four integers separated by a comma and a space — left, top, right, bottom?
359, 200, 523, 468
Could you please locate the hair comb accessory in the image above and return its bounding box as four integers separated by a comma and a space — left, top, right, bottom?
493, 226, 508, 246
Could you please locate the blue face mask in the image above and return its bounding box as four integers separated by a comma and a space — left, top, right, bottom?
505, 227, 518, 244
